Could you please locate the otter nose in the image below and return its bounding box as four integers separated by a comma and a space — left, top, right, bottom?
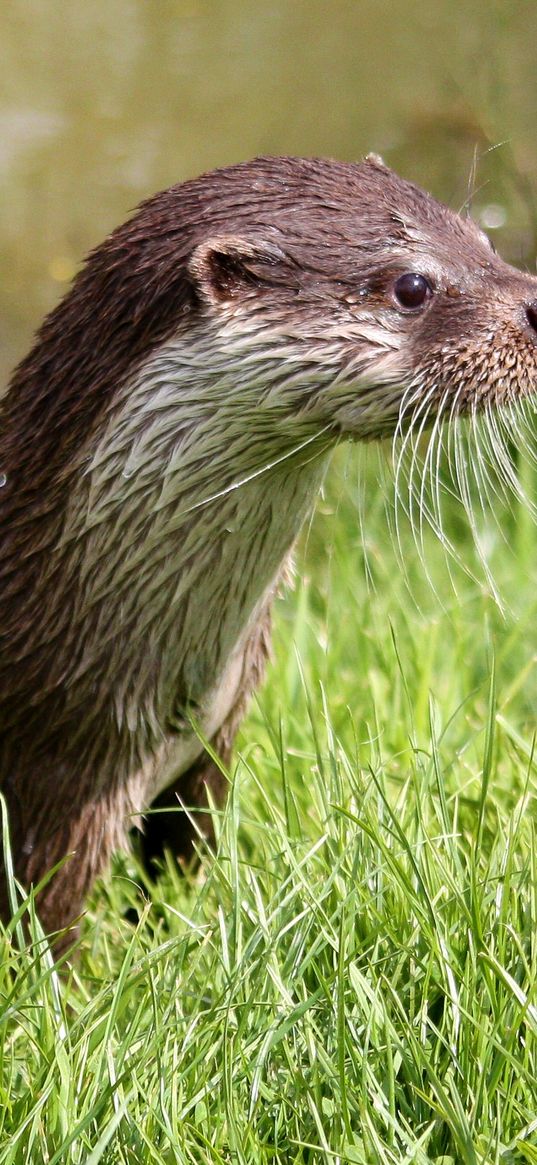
526, 301, 537, 334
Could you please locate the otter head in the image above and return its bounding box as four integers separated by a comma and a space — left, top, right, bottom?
5, 153, 537, 509
180, 154, 537, 445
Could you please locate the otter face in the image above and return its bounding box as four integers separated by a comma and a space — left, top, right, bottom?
185, 156, 537, 443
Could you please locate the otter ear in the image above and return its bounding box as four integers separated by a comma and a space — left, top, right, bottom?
188, 235, 288, 306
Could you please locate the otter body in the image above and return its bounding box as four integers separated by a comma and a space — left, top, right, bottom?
1, 155, 537, 940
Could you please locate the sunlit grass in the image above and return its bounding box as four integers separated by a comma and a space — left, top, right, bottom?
2, 445, 537, 1162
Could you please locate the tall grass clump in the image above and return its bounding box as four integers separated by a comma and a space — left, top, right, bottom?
2, 442, 537, 1162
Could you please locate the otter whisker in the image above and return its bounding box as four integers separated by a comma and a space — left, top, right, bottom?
500, 398, 537, 485
392, 382, 438, 566
470, 409, 500, 515
430, 406, 451, 544
465, 412, 519, 579
450, 415, 502, 603
468, 413, 503, 528
403, 398, 435, 546
418, 388, 504, 593
419, 387, 452, 549
481, 403, 537, 528
390, 384, 468, 603
174, 425, 334, 517
392, 379, 436, 506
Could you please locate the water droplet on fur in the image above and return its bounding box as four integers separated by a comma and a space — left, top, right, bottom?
0, 473, 7, 487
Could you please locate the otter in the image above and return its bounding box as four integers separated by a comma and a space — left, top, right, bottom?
1, 154, 536, 942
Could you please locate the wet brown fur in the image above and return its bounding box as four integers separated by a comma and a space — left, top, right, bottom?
1, 154, 537, 945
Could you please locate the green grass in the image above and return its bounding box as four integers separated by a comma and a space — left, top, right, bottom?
2, 446, 537, 1163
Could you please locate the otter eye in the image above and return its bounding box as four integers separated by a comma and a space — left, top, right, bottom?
393, 272, 432, 310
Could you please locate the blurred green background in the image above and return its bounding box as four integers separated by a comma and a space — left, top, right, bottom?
1, 0, 537, 386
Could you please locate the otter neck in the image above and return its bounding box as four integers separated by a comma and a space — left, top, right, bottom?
3, 332, 333, 754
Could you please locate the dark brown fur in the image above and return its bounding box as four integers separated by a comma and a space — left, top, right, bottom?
1, 155, 537, 945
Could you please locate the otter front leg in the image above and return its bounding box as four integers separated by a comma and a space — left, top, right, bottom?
0, 784, 132, 945
140, 603, 273, 877
139, 741, 231, 876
